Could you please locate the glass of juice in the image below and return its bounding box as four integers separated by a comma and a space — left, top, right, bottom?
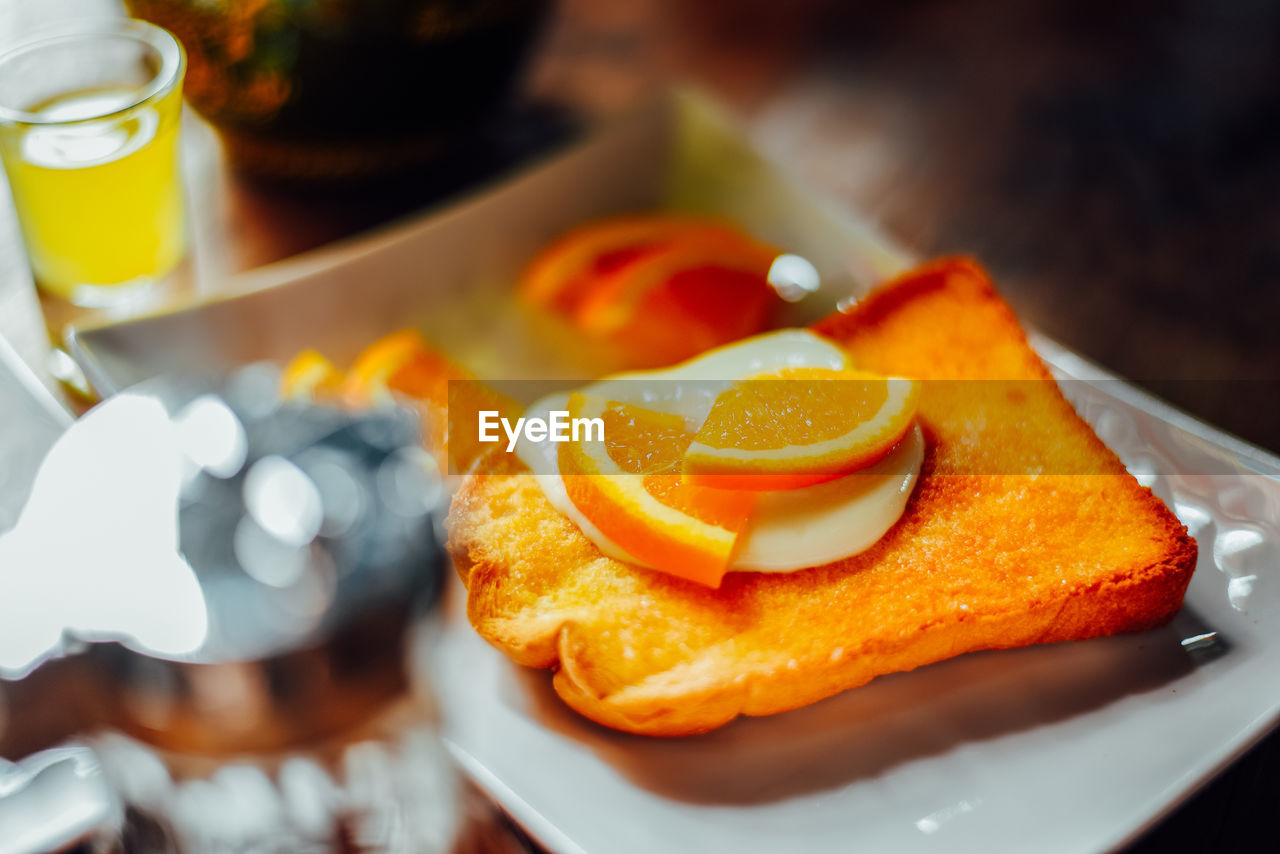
0, 20, 187, 311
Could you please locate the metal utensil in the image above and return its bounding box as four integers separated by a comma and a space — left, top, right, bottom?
0, 360, 450, 851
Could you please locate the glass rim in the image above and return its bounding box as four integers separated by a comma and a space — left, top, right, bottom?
0, 18, 185, 127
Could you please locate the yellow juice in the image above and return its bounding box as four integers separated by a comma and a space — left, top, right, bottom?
2, 84, 185, 304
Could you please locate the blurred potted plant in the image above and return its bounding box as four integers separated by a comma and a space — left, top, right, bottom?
126, 0, 550, 182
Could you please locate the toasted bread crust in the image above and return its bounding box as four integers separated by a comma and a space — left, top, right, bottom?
447, 258, 1197, 736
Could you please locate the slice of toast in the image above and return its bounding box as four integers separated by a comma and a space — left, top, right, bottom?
446, 257, 1197, 736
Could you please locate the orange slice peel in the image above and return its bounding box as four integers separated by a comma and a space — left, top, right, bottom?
558, 392, 755, 588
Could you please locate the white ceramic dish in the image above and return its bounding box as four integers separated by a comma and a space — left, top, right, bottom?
72, 91, 1280, 854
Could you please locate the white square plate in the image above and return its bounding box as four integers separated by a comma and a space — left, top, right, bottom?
72, 91, 1280, 854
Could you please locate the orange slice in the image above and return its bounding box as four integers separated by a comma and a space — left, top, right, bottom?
319, 329, 474, 472
341, 329, 431, 407
385, 345, 470, 411
519, 214, 756, 312
574, 236, 778, 335
683, 367, 920, 490
341, 328, 473, 411
280, 349, 344, 402
559, 392, 755, 588
573, 238, 781, 367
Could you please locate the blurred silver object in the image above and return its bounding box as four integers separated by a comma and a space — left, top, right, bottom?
0, 710, 465, 854
0, 359, 451, 852
0, 747, 119, 854
0, 337, 69, 533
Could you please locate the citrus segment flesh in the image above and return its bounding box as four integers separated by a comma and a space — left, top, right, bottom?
341, 329, 438, 407
386, 345, 469, 410
520, 214, 785, 367
519, 214, 759, 311
280, 349, 345, 402
683, 368, 920, 490
571, 237, 780, 366
558, 392, 755, 588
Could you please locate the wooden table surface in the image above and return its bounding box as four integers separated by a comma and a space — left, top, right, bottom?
3, 0, 1278, 851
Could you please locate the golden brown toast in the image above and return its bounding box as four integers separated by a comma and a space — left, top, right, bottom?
446, 257, 1197, 736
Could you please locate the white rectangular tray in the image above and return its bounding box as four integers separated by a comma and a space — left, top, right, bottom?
72, 91, 1280, 854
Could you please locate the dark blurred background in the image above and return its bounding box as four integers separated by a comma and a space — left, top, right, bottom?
532, 0, 1280, 453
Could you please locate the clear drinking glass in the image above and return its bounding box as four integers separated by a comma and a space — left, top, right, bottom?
0, 20, 187, 311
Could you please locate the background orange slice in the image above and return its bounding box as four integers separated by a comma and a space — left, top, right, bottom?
520, 213, 785, 367
341, 329, 443, 407
683, 367, 920, 490
280, 349, 345, 402
571, 235, 781, 368
281, 329, 480, 472
558, 392, 755, 588
519, 214, 756, 311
